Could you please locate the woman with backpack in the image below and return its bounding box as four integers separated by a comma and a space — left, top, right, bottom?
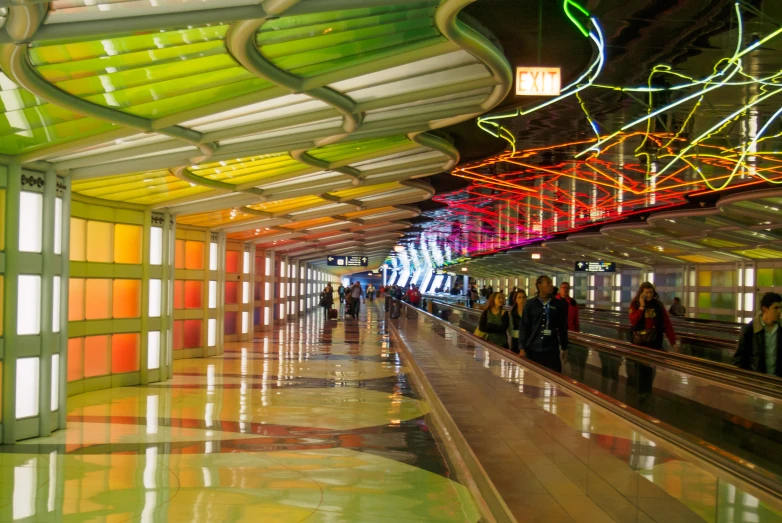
478, 292, 510, 349
320, 283, 334, 319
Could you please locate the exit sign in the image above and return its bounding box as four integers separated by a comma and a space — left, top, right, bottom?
516, 67, 561, 96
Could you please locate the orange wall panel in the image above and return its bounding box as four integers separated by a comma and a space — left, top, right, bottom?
86, 221, 113, 263
111, 333, 140, 374
68, 278, 85, 322
84, 336, 110, 378
174, 280, 185, 310
185, 241, 204, 270
112, 280, 141, 319
174, 240, 186, 269
113, 224, 142, 265
173, 320, 184, 350
68, 338, 84, 382
184, 320, 202, 348
225, 281, 238, 305
225, 250, 240, 273
224, 312, 237, 336
70, 218, 86, 261
85, 279, 111, 320
184, 280, 203, 309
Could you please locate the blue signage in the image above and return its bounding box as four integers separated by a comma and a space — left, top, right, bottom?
327, 255, 368, 267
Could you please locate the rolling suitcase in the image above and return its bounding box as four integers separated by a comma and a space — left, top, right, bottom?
328, 308, 338, 320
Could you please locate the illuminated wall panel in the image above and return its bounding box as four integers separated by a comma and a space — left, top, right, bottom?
224, 312, 237, 336
225, 281, 239, 305
17, 275, 41, 336
112, 280, 141, 319
183, 320, 202, 349
184, 280, 203, 309
226, 251, 240, 273
86, 221, 112, 262
68, 278, 85, 321
174, 239, 186, 269
148, 332, 161, 370
67, 338, 84, 382
16, 358, 40, 418
84, 336, 110, 378
207, 319, 216, 347
173, 280, 185, 310
70, 218, 86, 261
173, 321, 184, 351
19, 192, 43, 253
150, 226, 163, 265
149, 279, 162, 317
185, 241, 205, 270
111, 334, 140, 374
113, 224, 142, 264
85, 279, 111, 320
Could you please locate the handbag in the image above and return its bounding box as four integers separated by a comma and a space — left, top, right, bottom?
632, 328, 656, 346
318, 295, 326, 307
473, 326, 488, 339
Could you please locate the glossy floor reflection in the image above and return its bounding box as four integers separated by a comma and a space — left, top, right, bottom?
1, 305, 480, 522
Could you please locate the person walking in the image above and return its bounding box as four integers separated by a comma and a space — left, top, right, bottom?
509, 290, 527, 354
405, 284, 422, 308
337, 284, 346, 305
468, 285, 479, 308
478, 291, 510, 349
508, 286, 518, 306
628, 282, 676, 399
668, 297, 686, 317
348, 281, 364, 318
554, 281, 579, 332
367, 283, 376, 301
734, 292, 782, 376
320, 283, 334, 319
519, 275, 569, 372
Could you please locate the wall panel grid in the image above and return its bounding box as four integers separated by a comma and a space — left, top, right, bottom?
2, 169, 70, 443
67, 199, 172, 400
172, 226, 223, 359
224, 240, 253, 342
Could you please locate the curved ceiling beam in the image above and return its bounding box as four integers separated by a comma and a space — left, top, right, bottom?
434, 0, 513, 112
408, 132, 460, 170
289, 150, 361, 185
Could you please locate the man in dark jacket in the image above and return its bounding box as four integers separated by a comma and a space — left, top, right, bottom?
520, 275, 569, 372
734, 292, 782, 376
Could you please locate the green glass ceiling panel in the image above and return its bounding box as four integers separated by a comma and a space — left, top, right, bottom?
72, 170, 211, 205
0, 117, 117, 155
188, 154, 308, 186
257, 6, 434, 47
260, 4, 436, 32
263, 28, 442, 75
259, 13, 435, 58
309, 136, 411, 163
31, 26, 228, 65
0, 104, 83, 137
0, 84, 45, 113
31, 24, 266, 119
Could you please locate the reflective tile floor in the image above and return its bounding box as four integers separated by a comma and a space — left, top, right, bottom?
0, 304, 480, 522
392, 311, 782, 523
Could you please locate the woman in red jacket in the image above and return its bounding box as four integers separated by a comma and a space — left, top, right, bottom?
629, 282, 676, 349
628, 282, 676, 400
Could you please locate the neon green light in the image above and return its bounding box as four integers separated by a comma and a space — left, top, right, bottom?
563, 0, 590, 37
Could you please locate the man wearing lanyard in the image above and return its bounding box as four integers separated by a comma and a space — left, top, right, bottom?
519, 275, 569, 372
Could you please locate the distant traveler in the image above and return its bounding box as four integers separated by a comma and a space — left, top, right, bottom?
480, 285, 488, 298
393, 285, 404, 300
478, 292, 509, 349
468, 285, 480, 308
509, 289, 527, 354
554, 282, 579, 332
319, 283, 334, 319
337, 284, 346, 305
629, 282, 676, 400
406, 284, 422, 308
519, 275, 569, 372
734, 292, 782, 376
487, 285, 494, 297
629, 282, 676, 350
508, 286, 518, 306
347, 282, 364, 318
367, 284, 376, 302
669, 297, 686, 317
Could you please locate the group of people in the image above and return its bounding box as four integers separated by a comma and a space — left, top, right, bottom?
473, 274, 781, 380
476, 278, 579, 372
319, 281, 373, 319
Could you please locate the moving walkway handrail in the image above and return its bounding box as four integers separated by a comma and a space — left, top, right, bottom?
428, 299, 782, 400
582, 306, 742, 333
390, 299, 782, 503
577, 316, 736, 351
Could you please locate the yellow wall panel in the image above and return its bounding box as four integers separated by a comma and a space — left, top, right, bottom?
113, 224, 142, 265
70, 218, 87, 261
86, 221, 113, 263
85, 279, 111, 320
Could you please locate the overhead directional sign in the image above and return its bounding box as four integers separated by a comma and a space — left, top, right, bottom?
575, 261, 616, 273
327, 255, 368, 267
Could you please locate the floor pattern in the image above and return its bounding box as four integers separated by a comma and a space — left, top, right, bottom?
0, 304, 481, 522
